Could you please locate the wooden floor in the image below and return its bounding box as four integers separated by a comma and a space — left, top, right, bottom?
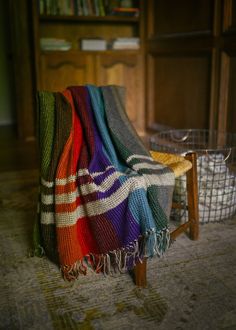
0, 125, 39, 172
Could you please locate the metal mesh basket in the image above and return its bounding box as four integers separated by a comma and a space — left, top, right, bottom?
150, 129, 236, 223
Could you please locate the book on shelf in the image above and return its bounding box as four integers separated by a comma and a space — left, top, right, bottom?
40, 38, 72, 51
80, 38, 107, 51
93, 0, 100, 16
111, 7, 139, 17
39, 0, 140, 17
39, 0, 102, 16
120, 0, 134, 7
111, 37, 140, 50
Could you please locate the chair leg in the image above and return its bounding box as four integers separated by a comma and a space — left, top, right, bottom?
185, 152, 199, 240
133, 152, 199, 287
134, 258, 147, 287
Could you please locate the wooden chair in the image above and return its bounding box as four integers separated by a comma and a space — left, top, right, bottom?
134, 151, 199, 287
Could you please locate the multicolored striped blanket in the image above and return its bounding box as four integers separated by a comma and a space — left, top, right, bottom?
35, 85, 175, 280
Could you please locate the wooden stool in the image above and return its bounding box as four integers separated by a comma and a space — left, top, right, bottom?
134, 151, 199, 287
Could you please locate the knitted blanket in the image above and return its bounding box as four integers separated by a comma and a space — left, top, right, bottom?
35, 85, 175, 280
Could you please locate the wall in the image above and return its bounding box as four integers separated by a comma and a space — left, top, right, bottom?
0, 1, 15, 125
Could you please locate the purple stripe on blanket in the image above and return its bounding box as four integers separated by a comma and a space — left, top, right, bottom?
105, 198, 141, 246
75, 167, 116, 188
77, 180, 131, 210
75, 177, 122, 205
96, 177, 122, 200
92, 167, 116, 184
89, 150, 111, 173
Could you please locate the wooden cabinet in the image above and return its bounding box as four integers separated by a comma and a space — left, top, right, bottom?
39, 50, 144, 131
96, 52, 144, 131
11, 0, 235, 140
39, 52, 95, 90
31, 1, 145, 136
218, 0, 236, 134
145, 0, 236, 134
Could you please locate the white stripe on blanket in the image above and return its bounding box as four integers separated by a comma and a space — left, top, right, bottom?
41, 172, 174, 226
41, 169, 173, 206
41, 166, 114, 188
41, 161, 170, 191
132, 162, 165, 171
126, 154, 154, 163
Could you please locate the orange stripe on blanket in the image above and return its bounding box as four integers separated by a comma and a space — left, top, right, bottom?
57, 224, 83, 266
56, 181, 77, 194
55, 199, 77, 213
57, 218, 99, 266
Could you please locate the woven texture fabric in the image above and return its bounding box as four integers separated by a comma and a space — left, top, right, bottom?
150, 151, 192, 178
36, 85, 175, 280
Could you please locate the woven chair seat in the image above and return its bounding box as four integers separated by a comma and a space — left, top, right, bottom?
150, 151, 192, 178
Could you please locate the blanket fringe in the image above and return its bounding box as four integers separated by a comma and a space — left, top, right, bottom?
143, 227, 170, 257
28, 244, 45, 258
60, 228, 170, 281
61, 260, 87, 281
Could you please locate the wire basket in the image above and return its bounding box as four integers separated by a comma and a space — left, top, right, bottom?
150, 129, 236, 223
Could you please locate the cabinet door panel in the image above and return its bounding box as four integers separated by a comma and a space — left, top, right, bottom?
147, 53, 211, 130
96, 54, 144, 132
218, 52, 236, 133
223, 0, 236, 33
148, 0, 214, 38
39, 53, 95, 91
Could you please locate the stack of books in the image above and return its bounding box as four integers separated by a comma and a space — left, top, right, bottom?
40, 38, 72, 51
39, 0, 139, 17
39, 0, 106, 16
110, 7, 139, 17
111, 37, 140, 50
80, 38, 107, 51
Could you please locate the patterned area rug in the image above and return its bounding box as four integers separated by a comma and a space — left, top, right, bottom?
0, 170, 236, 330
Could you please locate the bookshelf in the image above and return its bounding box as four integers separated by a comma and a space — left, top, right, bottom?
39, 15, 139, 23
32, 0, 145, 134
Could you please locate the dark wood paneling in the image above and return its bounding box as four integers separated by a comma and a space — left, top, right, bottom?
145, 0, 236, 134
228, 56, 236, 132
148, 0, 214, 38
147, 53, 211, 130
223, 0, 236, 33
218, 51, 236, 133
9, 0, 35, 140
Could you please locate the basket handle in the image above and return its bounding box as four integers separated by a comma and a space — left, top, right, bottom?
170, 130, 190, 142
205, 148, 232, 163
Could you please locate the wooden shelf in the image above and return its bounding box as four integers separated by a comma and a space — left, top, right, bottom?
39, 14, 139, 23
34, 1, 145, 134
40, 49, 140, 55
9, 0, 145, 140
